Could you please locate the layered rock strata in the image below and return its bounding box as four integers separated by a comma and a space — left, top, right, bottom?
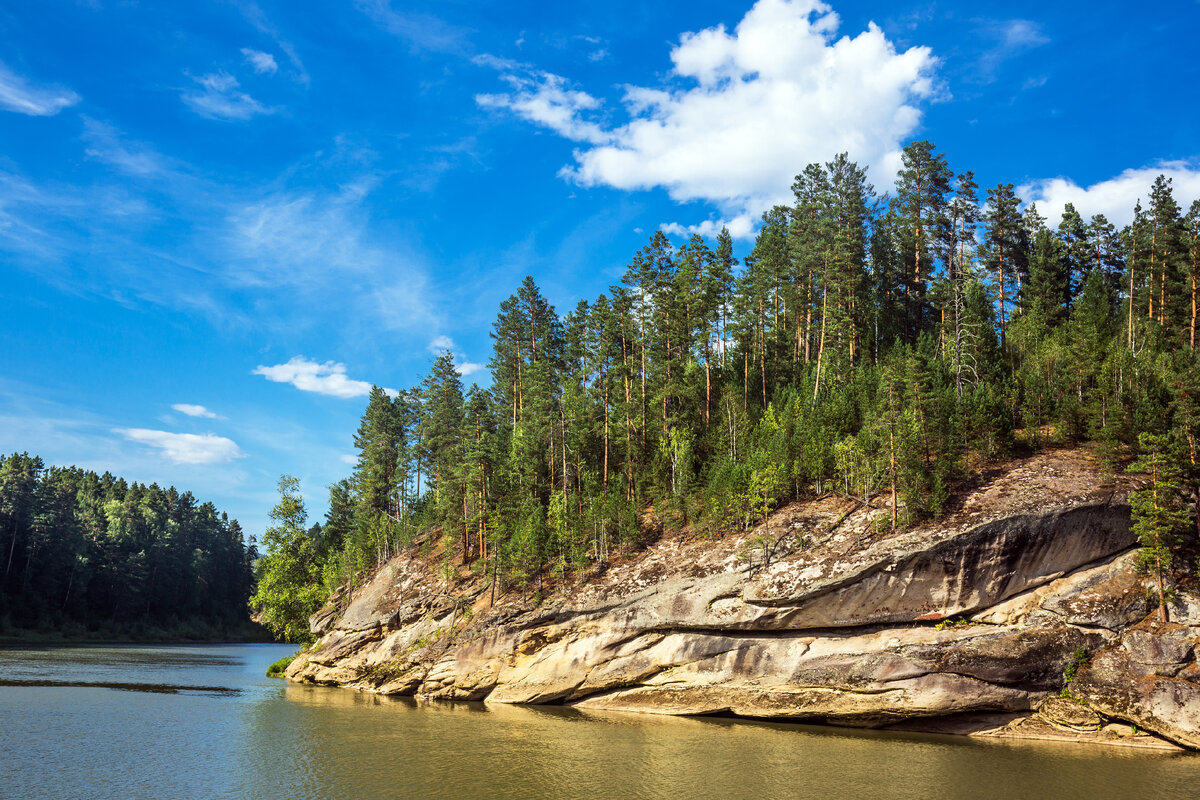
287, 451, 1200, 749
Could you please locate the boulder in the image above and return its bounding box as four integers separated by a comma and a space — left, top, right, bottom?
1071, 621, 1200, 749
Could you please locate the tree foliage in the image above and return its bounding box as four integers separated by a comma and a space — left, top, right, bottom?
296, 146, 1200, 609
0, 454, 255, 635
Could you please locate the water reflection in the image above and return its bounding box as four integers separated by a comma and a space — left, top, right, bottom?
0, 678, 240, 695
2, 645, 1199, 800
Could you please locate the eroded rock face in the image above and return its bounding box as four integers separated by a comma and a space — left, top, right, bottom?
1071, 620, 1200, 749
743, 504, 1135, 627
284, 453, 1200, 750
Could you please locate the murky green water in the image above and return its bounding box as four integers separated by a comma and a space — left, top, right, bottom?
2, 644, 1198, 799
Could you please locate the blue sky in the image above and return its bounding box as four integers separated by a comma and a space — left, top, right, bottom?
2, 0, 1198, 540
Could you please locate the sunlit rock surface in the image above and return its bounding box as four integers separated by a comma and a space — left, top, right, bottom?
287, 449, 1199, 749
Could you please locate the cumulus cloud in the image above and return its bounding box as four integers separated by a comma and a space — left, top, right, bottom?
1022, 161, 1200, 227
114, 428, 243, 464
172, 403, 223, 419
241, 48, 278, 75
253, 356, 395, 398
476, 0, 938, 235
0, 61, 79, 116
181, 71, 274, 120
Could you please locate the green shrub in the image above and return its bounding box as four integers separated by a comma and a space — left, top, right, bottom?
266, 654, 295, 678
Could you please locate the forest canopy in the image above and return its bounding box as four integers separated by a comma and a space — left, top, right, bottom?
253, 140, 1200, 640
0, 453, 257, 638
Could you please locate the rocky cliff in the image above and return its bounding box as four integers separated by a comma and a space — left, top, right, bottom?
287, 449, 1200, 750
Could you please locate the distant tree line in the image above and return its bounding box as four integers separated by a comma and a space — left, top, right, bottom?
0, 453, 257, 635
254, 140, 1200, 637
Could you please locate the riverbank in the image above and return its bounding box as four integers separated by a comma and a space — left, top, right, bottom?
0, 617, 273, 646
287, 446, 1200, 751
7, 643, 1200, 800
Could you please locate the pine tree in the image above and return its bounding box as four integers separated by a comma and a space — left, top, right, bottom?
1127, 433, 1190, 622
981, 183, 1026, 352
894, 140, 952, 340
1058, 202, 1092, 304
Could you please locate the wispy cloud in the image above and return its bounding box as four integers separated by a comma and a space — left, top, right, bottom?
973, 18, 1050, 82
998, 19, 1050, 50
0, 61, 80, 116
114, 428, 244, 464
181, 71, 275, 120
236, 1, 309, 84
172, 403, 224, 419
241, 48, 278, 75
3, 125, 439, 343
226, 178, 437, 333
82, 117, 179, 178
253, 356, 395, 398
356, 0, 470, 54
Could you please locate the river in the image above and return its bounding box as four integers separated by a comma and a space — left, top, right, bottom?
2, 643, 1198, 799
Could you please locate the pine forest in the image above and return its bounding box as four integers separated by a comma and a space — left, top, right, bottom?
253, 140, 1200, 640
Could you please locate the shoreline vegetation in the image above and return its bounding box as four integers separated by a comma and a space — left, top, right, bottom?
253, 140, 1200, 645
0, 455, 261, 643
0, 618, 273, 646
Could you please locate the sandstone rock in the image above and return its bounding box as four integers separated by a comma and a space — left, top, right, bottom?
1038, 696, 1101, 731
1071, 622, 1200, 749
286, 451, 1200, 751
744, 503, 1135, 628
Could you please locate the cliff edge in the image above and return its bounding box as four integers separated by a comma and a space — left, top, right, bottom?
288, 448, 1200, 750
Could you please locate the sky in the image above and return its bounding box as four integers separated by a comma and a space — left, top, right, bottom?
2, 0, 1199, 540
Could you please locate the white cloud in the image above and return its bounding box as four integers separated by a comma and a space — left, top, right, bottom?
182, 71, 274, 120
356, 0, 468, 54
241, 48, 278, 75
477, 73, 610, 146
82, 117, 178, 178
997, 19, 1049, 50
227, 180, 436, 333
0, 61, 80, 116
974, 19, 1049, 82
339, 453, 357, 465
114, 428, 244, 464
456, 361, 486, 376
253, 356, 395, 398
472, 53, 526, 71
172, 403, 223, 419
1022, 161, 1200, 227
236, 2, 310, 85
427, 335, 486, 376
661, 216, 756, 240
477, 0, 938, 233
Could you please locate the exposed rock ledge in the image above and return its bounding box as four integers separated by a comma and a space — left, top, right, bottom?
287, 449, 1200, 751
